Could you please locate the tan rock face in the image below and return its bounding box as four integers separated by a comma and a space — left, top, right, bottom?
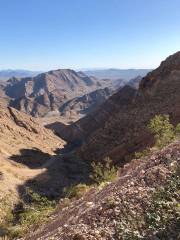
59, 52, 180, 164
0, 104, 65, 158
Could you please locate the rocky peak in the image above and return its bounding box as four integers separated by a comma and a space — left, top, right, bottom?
140, 51, 180, 91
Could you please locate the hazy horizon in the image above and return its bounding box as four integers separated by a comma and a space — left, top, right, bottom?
0, 67, 153, 72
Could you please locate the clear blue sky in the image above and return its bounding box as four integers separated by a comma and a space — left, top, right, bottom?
0, 0, 180, 70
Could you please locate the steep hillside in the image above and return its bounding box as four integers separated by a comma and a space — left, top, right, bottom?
24, 141, 180, 240
127, 75, 142, 89
57, 52, 180, 164
0, 104, 65, 220
0, 105, 64, 157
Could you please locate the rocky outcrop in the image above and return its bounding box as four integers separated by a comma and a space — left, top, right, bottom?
0, 104, 65, 158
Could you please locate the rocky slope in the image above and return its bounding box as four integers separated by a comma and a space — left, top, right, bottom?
0, 104, 65, 220
24, 141, 180, 240
0, 105, 64, 157
127, 75, 142, 89
56, 52, 180, 164
58, 87, 112, 121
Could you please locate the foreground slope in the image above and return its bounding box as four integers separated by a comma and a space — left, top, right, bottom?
25, 141, 180, 240
59, 52, 180, 164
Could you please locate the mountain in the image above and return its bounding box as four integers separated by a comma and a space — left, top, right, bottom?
84, 68, 151, 80
58, 87, 113, 120
0, 69, 41, 80
1, 69, 111, 119
0, 69, 143, 123
56, 52, 180, 164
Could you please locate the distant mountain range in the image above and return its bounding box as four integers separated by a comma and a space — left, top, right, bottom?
0, 68, 143, 122
0, 69, 41, 80
0, 68, 151, 81
0, 69, 115, 121
84, 68, 151, 80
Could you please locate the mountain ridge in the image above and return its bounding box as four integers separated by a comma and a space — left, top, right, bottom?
54, 52, 180, 164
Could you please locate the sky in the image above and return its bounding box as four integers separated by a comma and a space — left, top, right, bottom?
0, 0, 180, 71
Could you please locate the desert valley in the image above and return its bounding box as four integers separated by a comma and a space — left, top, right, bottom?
0, 1, 179, 239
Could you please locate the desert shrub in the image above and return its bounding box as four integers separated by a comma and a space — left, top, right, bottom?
105, 196, 117, 208
135, 116, 180, 159
1, 189, 56, 239
115, 195, 145, 240
148, 115, 175, 148
90, 157, 117, 185
175, 123, 180, 136
145, 168, 180, 238
134, 148, 151, 159
116, 167, 180, 239
17, 191, 55, 234
63, 183, 91, 199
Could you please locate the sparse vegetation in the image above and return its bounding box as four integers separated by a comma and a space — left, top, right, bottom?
1, 114, 179, 239
175, 123, 180, 136
90, 157, 117, 185
134, 148, 151, 159
135, 115, 180, 159
116, 166, 180, 239
0, 188, 56, 239
145, 167, 180, 239
63, 157, 118, 199
148, 115, 175, 148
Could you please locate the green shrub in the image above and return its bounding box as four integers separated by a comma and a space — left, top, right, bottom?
145, 168, 180, 233
134, 116, 180, 159
1, 189, 56, 239
90, 157, 117, 185
175, 123, 180, 136
148, 115, 175, 148
134, 148, 151, 159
